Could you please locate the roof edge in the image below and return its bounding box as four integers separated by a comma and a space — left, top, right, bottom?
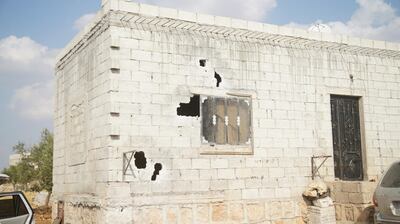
56, 0, 400, 63
55, 9, 106, 63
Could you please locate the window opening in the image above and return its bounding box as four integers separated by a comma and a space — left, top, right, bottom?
201, 96, 251, 146
177, 95, 200, 117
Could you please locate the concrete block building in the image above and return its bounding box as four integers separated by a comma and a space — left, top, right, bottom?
53, 0, 400, 223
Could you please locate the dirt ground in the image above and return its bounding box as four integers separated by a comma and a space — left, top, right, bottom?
34, 206, 52, 224
24, 191, 52, 224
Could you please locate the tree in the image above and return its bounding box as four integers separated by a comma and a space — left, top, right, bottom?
3, 142, 35, 190
3, 165, 18, 188
30, 129, 53, 193
2, 129, 54, 206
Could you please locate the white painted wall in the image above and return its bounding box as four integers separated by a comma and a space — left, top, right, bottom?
53, 1, 400, 223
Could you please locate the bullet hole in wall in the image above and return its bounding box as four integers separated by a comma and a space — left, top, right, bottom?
214, 72, 222, 87
111, 68, 120, 74
177, 95, 200, 117
134, 151, 147, 169
199, 59, 206, 67
110, 112, 120, 117
110, 135, 120, 140
151, 163, 162, 181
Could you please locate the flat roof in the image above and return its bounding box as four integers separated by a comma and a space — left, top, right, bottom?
56, 0, 400, 63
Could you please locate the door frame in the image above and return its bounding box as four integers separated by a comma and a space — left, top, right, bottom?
330, 94, 367, 181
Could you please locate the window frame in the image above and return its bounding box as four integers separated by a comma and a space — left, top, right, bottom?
199, 94, 254, 155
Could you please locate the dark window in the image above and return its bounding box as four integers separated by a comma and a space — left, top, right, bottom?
0, 195, 29, 220
201, 96, 251, 145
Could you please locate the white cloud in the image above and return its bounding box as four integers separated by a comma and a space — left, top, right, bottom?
0, 36, 57, 77
73, 13, 96, 30
9, 81, 53, 120
286, 0, 400, 42
0, 36, 56, 120
136, 0, 277, 21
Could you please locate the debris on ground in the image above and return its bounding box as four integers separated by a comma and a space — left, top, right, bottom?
303, 180, 329, 200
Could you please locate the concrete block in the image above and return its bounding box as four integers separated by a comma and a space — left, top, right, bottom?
195, 204, 209, 223
217, 169, 235, 179
119, 1, 139, 13
373, 40, 386, 49
197, 13, 214, 25
246, 203, 265, 223
214, 16, 231, 27
159, 7, 178, 19
242, 189, 259, 199
210, 159, 229, 169
211, 203, 227, 222
139, 3, 159, 17
192, 159, 210, 169
178, 10, 196, 22
231, 18, 248, 30
259, 188, 275, 198
308, 206, 336, 224
172, 158, 191, 169
229, 203, 244, 222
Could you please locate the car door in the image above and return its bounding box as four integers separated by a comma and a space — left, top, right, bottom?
0, 192, 34, 224
376, 162, 400, 221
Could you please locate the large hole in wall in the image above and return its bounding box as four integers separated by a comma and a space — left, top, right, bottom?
134, 151, 147, 169
177, 95, 200, 117
199, 59, 206, 67
151, 163, 162, 181
214, 72, 222, 87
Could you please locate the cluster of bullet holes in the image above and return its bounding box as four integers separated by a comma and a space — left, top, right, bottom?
133, 151, 162, 181
199, 59, 222, 88
177, 95, 200, 117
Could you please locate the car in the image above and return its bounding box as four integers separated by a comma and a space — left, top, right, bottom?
374, 160, 400, 223
0, 191, 34, 224
0, 174, 9, 185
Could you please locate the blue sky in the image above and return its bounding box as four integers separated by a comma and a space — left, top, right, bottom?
0, 0, 399, 170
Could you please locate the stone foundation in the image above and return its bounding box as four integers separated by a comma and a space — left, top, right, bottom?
328, 181, 376, 224
308, 206, 336, 224
55, 197, 307, 224
132, 200, 306, 224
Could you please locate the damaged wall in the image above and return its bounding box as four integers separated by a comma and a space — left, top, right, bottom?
53, 1, 400, 223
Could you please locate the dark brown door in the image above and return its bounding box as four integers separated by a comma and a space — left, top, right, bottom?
330, 95, 363, 181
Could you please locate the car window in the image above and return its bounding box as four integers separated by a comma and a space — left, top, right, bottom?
0, 196, 14, 219
381, 162, 400, 188
0, 194, 29, 221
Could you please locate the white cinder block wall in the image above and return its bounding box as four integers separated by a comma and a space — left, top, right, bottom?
53, 0, 400, 223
